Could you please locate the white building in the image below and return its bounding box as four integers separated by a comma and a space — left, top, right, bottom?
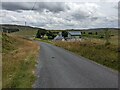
53, 32, 65, 41
67, 31, 82, 41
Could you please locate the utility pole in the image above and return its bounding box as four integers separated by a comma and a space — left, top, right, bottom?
25, 21, 26, 31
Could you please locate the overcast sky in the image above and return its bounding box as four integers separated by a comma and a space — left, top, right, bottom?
0, 1, 118, 29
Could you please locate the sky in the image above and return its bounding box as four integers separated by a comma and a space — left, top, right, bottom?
0, 1, 119, 30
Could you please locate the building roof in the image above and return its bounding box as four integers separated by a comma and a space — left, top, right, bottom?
54, 35, 64, 40
68, 31, 81, 36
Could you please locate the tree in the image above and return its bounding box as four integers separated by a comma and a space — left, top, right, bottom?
83, 32, 85, 34
62, 31, 68, 38
88, 32, 92, 34
46, 31, 56, 39
95, 32, 98, 35
36, 30, 40, 38
36, 29, 46, 38
46, 31, 52, 37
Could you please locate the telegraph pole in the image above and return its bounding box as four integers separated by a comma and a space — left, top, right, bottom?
25, 21, 26, 30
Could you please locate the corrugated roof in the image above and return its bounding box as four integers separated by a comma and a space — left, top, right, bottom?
68, 31, 81, 35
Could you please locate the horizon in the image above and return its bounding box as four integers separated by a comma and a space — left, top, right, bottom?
1, 23, 119, 30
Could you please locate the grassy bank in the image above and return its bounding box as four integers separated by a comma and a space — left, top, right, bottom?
2, 33, 39, 88
54, 41, 119, 71
0, 32, 2, 89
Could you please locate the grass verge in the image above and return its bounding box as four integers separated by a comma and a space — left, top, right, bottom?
54, 41, 119, 71
0, 32, 2, 89
2, 33, 39, 88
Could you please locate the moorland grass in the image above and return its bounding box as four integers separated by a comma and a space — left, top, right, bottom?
54, 41, 119, 71
2, 33, 39, 88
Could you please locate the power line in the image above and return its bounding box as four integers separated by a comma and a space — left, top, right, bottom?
31, 0, 37, 10
24, 1, 37, 28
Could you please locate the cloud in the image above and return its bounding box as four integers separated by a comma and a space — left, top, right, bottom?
1, 2, 118, 29
64, 3, 101, 21
2, 2, 32, 11
2, 2, 70, 13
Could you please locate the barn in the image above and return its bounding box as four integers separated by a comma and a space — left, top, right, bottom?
67, 31, 81, 41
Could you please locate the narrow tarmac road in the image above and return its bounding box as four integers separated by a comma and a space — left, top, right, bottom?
33, 42, 118, 88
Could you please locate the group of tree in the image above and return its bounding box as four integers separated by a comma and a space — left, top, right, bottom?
61, 31, 68, 38
36, 29, 57, 39
36, 28, 47, 38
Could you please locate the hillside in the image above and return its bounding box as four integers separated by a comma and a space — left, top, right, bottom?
2, 33, 39, 88
0, 24, 44, 38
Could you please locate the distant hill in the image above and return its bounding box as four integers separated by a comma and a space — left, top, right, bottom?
66, 28, 119, 31
0, 24, 41, 30
0, 24, 47, 38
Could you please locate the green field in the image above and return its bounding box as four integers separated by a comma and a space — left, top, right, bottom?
1, 24, 38, 38
12, 28, 37, 37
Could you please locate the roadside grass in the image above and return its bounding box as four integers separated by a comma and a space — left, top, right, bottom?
34, 38, 53, 44
0, 33, 1, 89
110, 35, 118, 45
0, 32, 2, 52
54, 41, 119, 71
82, 34, 118, 46
2, 33, 39, 88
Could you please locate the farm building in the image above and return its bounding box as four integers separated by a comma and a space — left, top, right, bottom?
67, 31, 82, 41
54, 31, 82, 41
54, 32, 65, 41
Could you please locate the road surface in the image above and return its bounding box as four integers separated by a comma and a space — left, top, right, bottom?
33, 42, 118, 88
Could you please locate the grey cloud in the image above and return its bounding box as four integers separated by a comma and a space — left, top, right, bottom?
71, 10, 90, 21
16, 10, 24, 13
2, 2, 70, 13
37, 2, 70, 13
2, 2, 32, 11
89, 17, 98, 21
72, 13, 89, 20
30, 22, 46, 27
71, 10, 99, 21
